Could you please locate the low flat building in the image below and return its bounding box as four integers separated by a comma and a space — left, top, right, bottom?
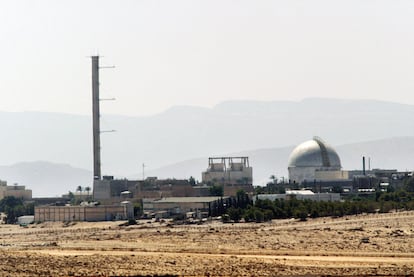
143, 196, 228, 217
34, 204, 133, 222
255, 190, 341, 203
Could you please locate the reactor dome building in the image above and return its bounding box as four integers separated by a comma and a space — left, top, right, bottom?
288, 137, 348, 184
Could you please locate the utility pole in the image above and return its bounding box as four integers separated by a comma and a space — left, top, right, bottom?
142, 163, 146, 181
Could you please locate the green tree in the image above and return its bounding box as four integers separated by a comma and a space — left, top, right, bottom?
209, 184, 224, 196
255, 186, 266, 194
332, 185, 343, 193
404, 177, 414, 193
188, 176, 196, 186
133, 201, 143, 218
0, 196, 26, 224
236, 189, 250, 209
85, 186, 91, 199
254, 209, 265, 222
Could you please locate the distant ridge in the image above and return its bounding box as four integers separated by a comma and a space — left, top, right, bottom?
1, 98, 414, 191
1, 136, 413, 197
0, 161, 91, 197
145, 136, 414, 186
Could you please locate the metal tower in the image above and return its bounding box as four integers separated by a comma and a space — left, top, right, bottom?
91, 56, 101, 180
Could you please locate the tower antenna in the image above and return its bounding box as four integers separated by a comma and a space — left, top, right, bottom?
91, 56, 101, 180
91, 56, 115, 181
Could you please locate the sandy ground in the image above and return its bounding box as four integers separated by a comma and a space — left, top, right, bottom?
0, 211, 414, 276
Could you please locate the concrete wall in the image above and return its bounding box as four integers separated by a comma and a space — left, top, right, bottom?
223, 184, 254, 196
35, 206, 86, 222
289, 167, 347, 184
35, 205, 131, 222
288, 166, 318, 184
93, 180, 111, 201
93, 179, 198, 204
315, 170, 349, 180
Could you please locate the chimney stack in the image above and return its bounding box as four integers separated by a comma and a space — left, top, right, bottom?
362, 156, 366, 176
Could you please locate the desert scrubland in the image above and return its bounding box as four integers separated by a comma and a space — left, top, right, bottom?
0, 211, 414, 276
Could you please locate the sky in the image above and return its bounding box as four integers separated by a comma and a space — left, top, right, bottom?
1, 0, 414, 116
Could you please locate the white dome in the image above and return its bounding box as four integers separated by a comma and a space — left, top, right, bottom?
288, 137, 341, 169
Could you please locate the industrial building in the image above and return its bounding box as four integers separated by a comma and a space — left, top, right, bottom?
0, 180, 32, 201
93, 176, 210, 205
286, 137, 412, 194
87, 58, 252, 219
255, 190, 341, 203
202, 157, 252, 184
202, 157, 254, 195
92, 156, 255, 207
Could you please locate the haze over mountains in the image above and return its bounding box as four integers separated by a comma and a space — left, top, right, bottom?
1, 98, 414, 196
146, 136, 414, 185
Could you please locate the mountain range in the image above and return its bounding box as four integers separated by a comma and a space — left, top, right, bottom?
1, 98, 414, 196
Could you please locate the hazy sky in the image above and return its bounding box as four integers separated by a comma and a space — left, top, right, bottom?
1, 1, 414, 116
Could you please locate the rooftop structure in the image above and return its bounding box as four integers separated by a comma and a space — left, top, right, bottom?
202, 157, 253, 185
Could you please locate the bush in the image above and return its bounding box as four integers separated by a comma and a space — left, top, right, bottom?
294, 208, 307, 221
172, 214, 185, 221
263, 209, 273, 222
254, 209, 264, 223
221, 214, 230, 223
227, 207, 242, 222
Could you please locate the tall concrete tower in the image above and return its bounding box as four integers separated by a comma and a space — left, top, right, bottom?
91, 56, 101, 180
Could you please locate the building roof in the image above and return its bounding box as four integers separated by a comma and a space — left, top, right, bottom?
286, 189, 315, 195
288, 137, 341, 168
144, 196, 228, 203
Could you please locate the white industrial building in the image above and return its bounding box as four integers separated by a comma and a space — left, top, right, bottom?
255, 190, 341, 202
